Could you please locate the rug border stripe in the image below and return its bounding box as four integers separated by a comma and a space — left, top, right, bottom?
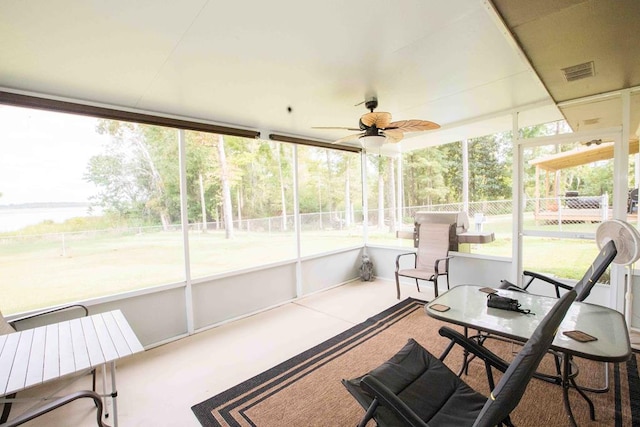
191, 297, 426, 426
205, 299, 424, 426
234, 300, 424, 422
626, 353, 640, 426
615, 360, 622, 427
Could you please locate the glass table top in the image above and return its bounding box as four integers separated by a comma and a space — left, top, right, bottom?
425, 285, 631, 362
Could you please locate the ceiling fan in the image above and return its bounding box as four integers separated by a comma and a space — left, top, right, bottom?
313, 97, 440, 147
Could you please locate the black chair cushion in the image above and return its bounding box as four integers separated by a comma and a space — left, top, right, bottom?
343, 338, 487, 426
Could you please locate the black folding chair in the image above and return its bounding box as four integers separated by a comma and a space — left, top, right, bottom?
343, 291, 577, 427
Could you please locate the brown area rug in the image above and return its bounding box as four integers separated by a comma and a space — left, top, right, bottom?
192, 298, 640, 426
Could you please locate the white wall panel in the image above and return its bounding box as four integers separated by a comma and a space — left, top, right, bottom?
192, 263, 297, 330
91, 287, 187, 347
300, 249, 361, 294
448, 253, 512, 287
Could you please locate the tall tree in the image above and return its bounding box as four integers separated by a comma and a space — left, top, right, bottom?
185, 131, 222, 227
324, 149, 336, 216
344, 156, 352, 228
402, 148, 448, 207
132, 130, 171, 229
86, 121, 178, 227
272, 142, 289, 231
386, 156, 396, 232
377, 155, 385, 228
467, 136, 511, 201
199, 173, 207, 231
217, 135, 234, 239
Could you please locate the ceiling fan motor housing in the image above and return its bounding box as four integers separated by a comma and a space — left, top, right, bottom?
361, 126, 382, 137
364, 97, 378, 112
359, 118, 371, 131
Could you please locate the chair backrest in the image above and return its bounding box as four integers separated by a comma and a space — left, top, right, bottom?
416, 222, 451, 270
573, 239, 617, 301
472, 289, 577, 427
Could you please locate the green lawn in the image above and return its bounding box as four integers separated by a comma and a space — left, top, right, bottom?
0, 229, 364, 314
1, 216, 606, 314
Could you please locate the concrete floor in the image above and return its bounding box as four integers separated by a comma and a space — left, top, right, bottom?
8, 279, 429, 426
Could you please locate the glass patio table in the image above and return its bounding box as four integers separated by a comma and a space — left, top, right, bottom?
425, 284, 631, 427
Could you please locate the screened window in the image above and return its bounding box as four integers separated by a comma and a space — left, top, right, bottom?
297, 146, 363, 256
185, 134, 296, 277
0, 103, 366, 314
0, 106, 185, 313
367, 136, 514, 255
521, 138, 614, 281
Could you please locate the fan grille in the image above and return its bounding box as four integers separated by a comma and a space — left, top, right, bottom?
596, 220, 640, 265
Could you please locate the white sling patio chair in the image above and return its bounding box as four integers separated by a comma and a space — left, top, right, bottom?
395, 222, 453, 299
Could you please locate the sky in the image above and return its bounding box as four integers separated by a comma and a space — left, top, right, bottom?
0, 105, 109, 205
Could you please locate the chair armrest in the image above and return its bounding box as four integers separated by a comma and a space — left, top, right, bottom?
9, 304, 89, 328
498, 279, 528, 293
523, 271, 572, 298
434, 255, 453, 274
360, 376, 429, 427
1, 390, 108, 427
438, 327, 510, 373
396, 252, 417, 270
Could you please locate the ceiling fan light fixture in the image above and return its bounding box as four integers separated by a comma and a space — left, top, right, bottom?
360, 134, 386, 149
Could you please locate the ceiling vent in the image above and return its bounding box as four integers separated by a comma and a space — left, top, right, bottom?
562, 61, 595, 82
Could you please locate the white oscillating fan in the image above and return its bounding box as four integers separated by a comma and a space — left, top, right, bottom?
596, 220, 640, 333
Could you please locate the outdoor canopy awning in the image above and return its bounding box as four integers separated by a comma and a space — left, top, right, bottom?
530, 138, 640, 172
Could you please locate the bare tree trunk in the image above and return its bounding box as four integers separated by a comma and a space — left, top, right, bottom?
325, 150, 334, 213
377, 158, 385, 229
273, 143, 288, 231
217, 135, 234, 239
387, 157, 396, 233
236, 187, 242, 231
344, 157, 351, 228
318, 181, 323, 230
133, 137, 170, 230
199, 173, 207, 232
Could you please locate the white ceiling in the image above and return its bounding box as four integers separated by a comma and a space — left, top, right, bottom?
0, 0, 582, 153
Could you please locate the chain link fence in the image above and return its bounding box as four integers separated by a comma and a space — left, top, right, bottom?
1, 195, 618, 251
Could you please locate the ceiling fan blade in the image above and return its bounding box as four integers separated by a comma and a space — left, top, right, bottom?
383, 129, 404, 143
386, 119, 440, 132
333, 133, 363, 144
360, 112, 392, 128
312, 126, 361, 131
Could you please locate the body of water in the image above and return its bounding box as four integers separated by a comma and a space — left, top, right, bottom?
0, 205, 100, 232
